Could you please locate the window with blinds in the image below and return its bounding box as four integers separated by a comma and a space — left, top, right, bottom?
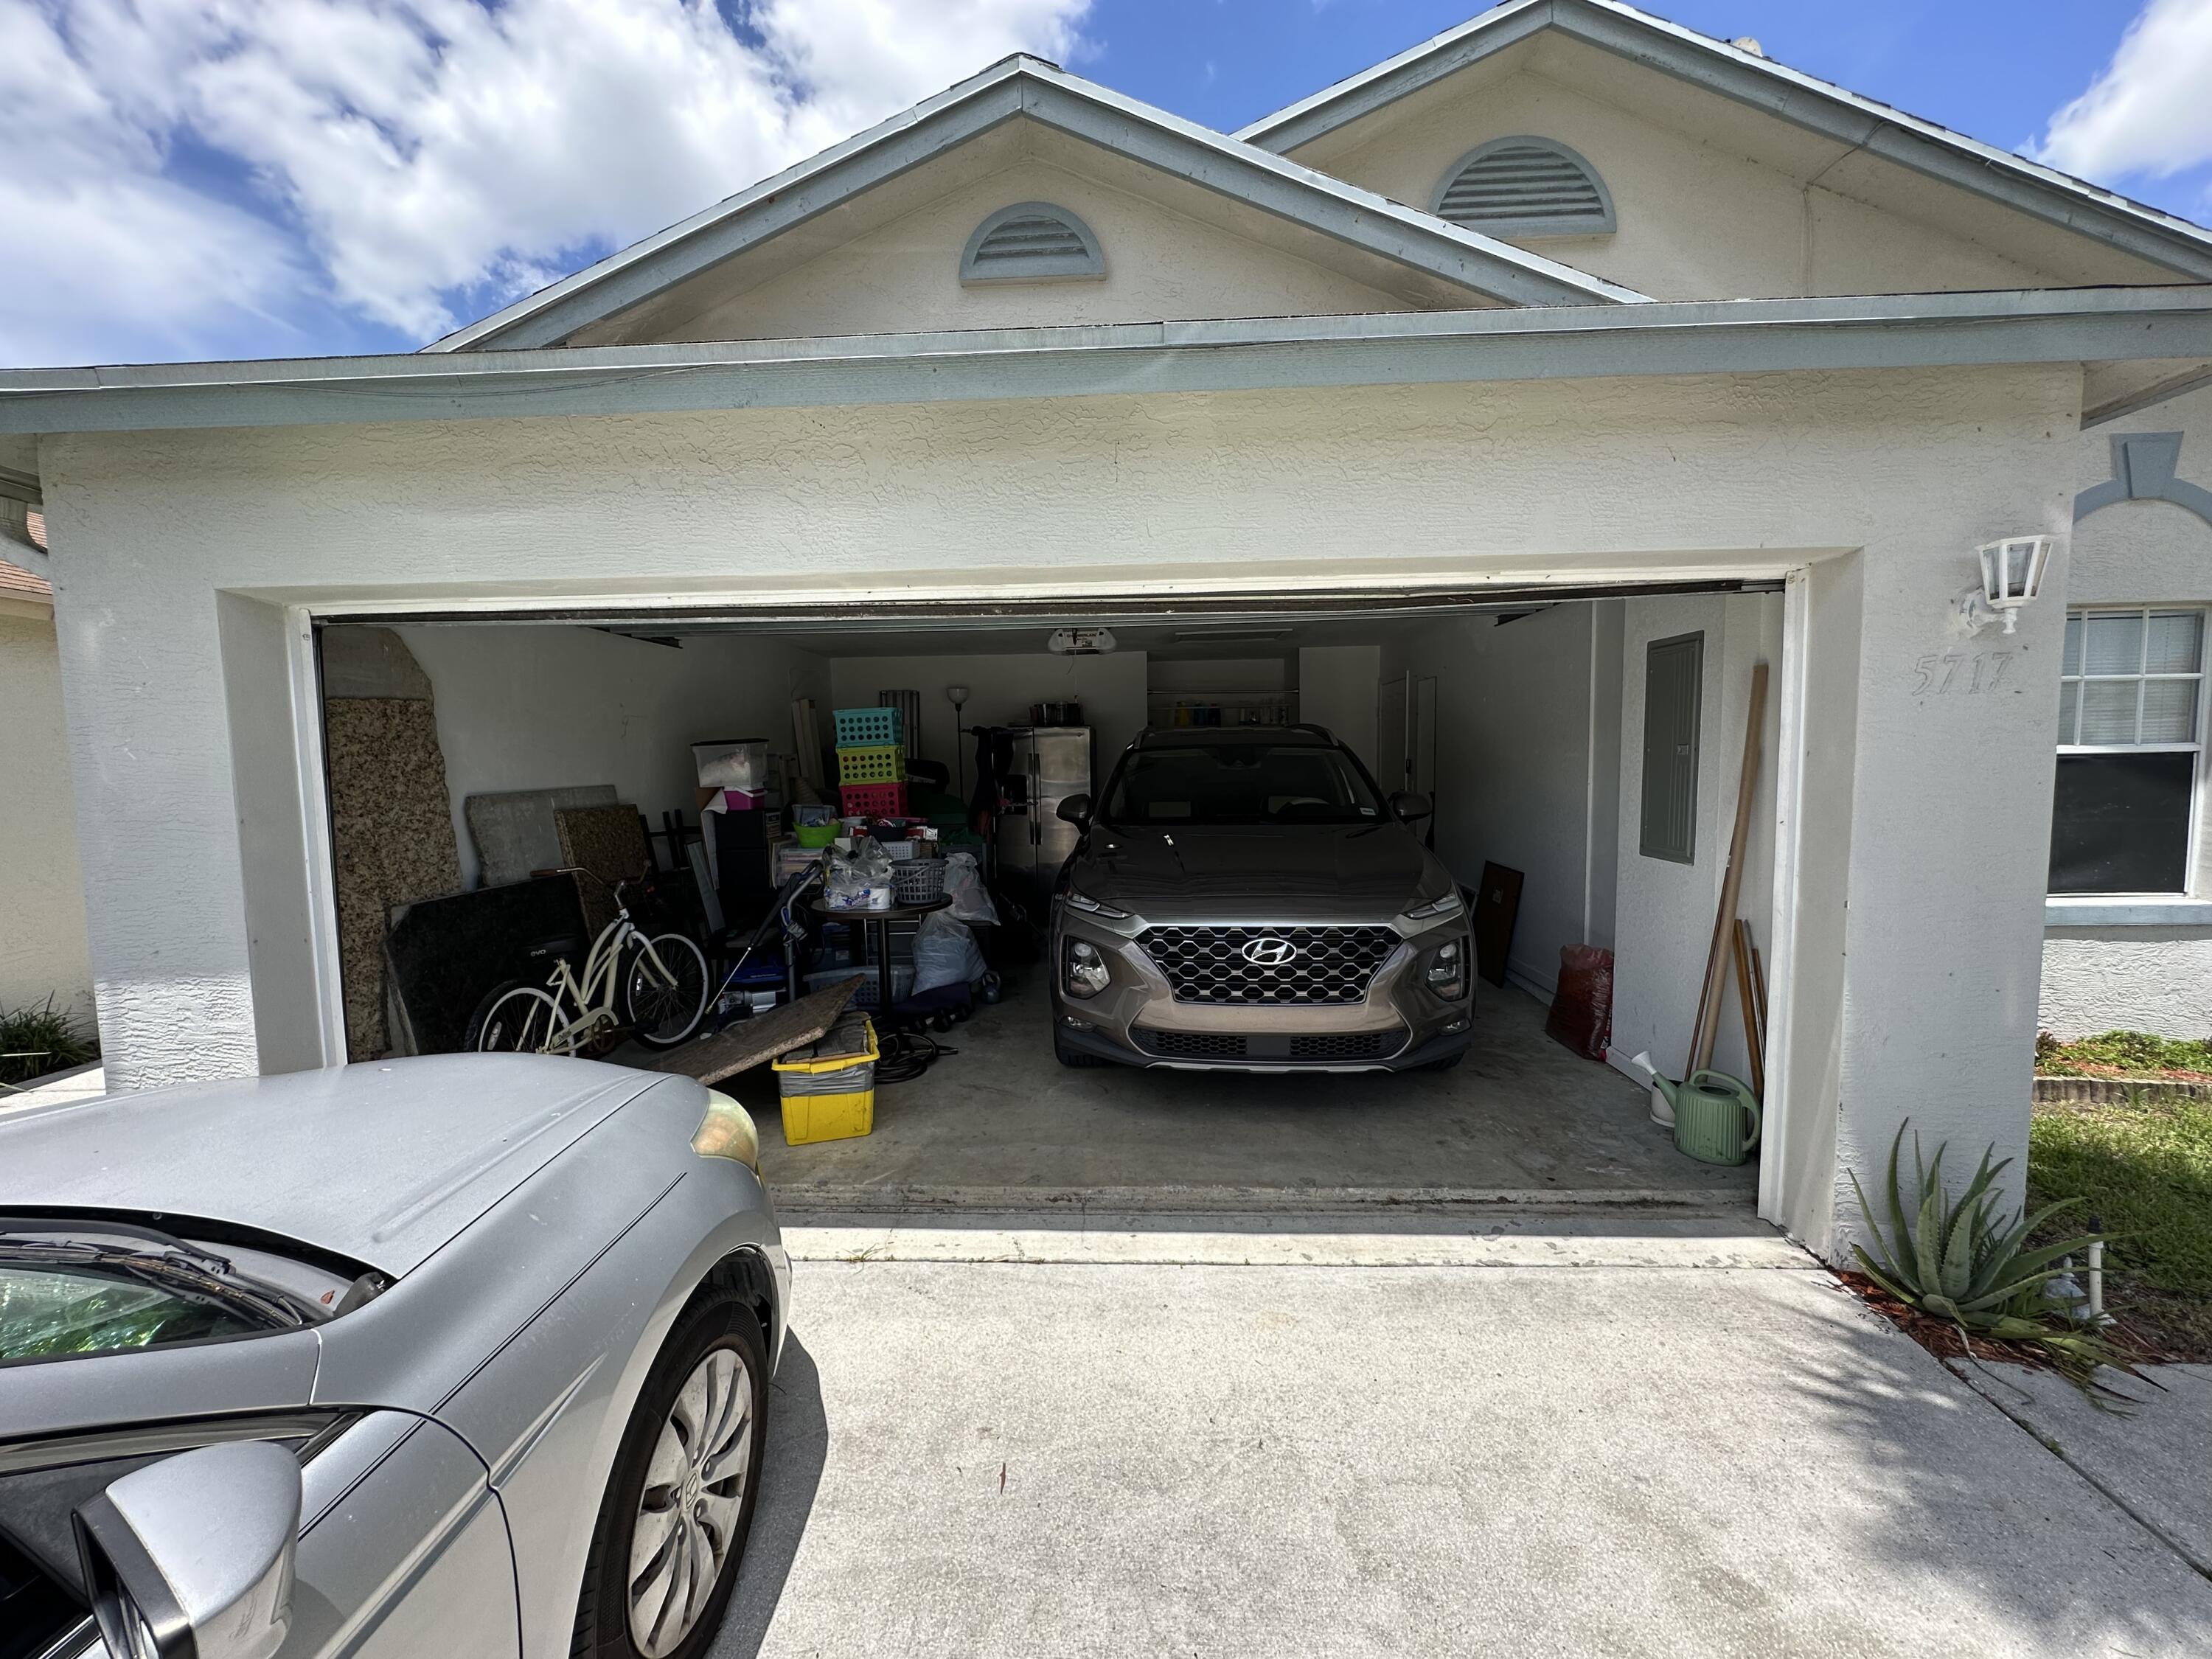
2051, 608, 2206, 894
1640, 632, 1703, 864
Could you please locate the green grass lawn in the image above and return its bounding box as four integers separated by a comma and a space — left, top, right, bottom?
2029, 1091, 2212, 1360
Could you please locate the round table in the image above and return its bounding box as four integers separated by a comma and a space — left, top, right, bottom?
807, 894, 952, 1018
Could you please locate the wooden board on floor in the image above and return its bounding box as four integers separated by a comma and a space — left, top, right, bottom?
653, 978, 861, 1088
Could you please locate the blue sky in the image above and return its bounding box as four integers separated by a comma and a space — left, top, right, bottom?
5, 0, 2210, 368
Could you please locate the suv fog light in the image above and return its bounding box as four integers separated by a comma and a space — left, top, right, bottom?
1064, 939, 1111, 999
1426, 939, 1468, 1001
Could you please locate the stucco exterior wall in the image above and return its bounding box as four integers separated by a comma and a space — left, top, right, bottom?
2037, 380, 2212, 1037
1287, 46, 2151, 302
38, 364, 2078, 1264
0, 608, 94, 1023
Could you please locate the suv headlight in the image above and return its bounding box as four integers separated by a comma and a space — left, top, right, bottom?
1425, 939, 1468, 1001
1405, 891, 1464, 922
1063, 939, 1112, 999
1065, 888, 1132, 920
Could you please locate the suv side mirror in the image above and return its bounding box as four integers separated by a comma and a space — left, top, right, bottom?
1057, 793, 1093, 827
74, 1440, 302, 1659
1390, 790, 1434, 823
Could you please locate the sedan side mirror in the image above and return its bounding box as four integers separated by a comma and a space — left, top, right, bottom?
74, 1439, 302, 1659
1057, 793, 1093, 827
1390, 790, 1434, 823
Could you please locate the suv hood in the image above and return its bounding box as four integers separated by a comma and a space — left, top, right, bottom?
1074, 822, 1445, 922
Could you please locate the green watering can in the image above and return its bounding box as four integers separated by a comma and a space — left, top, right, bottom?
1653, 1070, 1761, 1166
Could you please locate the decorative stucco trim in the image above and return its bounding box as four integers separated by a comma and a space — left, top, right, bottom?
2073, 432, 2212, 529
1238, 0, 2212, 282
425, 56, 1639, 352
959, 203, 1105, 284
1431, 136, 1616, 237
7, 288, 2211, 438
2045, 897, 2212, 928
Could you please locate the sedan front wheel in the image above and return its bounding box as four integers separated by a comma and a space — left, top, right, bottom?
573, 1290, 768, 1658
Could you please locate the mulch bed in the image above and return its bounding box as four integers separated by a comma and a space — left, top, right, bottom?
1834, 1271, 2171, 1368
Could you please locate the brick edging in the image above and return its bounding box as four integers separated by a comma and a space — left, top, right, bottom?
2034, 1075, 2212, 1105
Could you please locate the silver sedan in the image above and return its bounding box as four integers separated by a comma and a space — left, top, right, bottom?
0, 1054, 788, 1659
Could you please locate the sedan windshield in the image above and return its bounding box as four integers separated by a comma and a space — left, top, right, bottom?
1105, 743, 1384, 827
0, 1227, 320, 1364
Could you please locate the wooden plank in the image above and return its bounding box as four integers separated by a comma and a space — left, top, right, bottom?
1732, 920, 1765, 1097
1472, 862, 1524, 988
1689, 661, 1768, 1074
651, 978, 860, 1088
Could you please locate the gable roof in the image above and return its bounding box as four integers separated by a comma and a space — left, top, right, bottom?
1238, 0, 2212, 283
429, 54, 1644, 352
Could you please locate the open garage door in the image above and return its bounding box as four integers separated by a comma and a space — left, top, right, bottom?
310, 573, 1790, 1222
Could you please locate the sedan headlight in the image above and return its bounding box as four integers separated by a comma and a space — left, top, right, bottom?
1404, 891, 1465, 922
1063, 939, 1112, 999
1064, 888, 1132, 920
692, 1091, 761, 1174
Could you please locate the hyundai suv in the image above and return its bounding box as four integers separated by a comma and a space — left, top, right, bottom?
1048, 725, 1475, 1071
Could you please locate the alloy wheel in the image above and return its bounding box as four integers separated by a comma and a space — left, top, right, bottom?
626, 1347, 754, 1656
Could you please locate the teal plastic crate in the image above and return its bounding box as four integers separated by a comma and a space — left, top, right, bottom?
833, 706, 903, 748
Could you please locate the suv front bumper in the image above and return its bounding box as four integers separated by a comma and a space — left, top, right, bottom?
1049, 909, 1476, 1072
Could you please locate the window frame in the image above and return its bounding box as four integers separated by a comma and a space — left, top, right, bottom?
2052, 605, 2209, 898
1638, 630, 1703, 865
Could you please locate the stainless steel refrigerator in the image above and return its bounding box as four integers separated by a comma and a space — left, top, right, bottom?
995, 726, 1093, 898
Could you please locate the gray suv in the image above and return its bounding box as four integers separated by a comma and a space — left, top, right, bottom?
1048, 726, 1475, 1072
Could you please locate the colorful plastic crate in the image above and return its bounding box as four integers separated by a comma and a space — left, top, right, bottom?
838, 782, 908, 817
835, 743, 905, 786
832, 706, 903, 748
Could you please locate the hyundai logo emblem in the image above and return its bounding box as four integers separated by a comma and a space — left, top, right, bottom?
1241, 936, 1300, 967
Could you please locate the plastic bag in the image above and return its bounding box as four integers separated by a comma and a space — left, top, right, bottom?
824, 841, 894, 911
942, 851, 999, 925
911, 909, 989, 995
1545, 945, 1613, 1060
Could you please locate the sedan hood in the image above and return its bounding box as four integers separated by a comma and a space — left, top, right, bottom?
1075, 822, 1442, 921
0, 1055, 660, 1277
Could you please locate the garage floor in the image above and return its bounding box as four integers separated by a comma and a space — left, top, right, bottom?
744, 975, 1757, 1214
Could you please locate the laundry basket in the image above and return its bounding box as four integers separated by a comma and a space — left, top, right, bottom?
771, 1012, 878, 1144
891, 858, 948, 905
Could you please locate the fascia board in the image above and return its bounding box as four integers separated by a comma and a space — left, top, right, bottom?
434, 53, 1638, 353
1240, 0, 2212, 282
7, 288, 2210, 437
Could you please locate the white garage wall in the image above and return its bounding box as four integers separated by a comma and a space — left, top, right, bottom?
827, 650, 1150, 793
393, 626, 831, 888
1610, 592, 1784, 1091
0, 609, 94, 1023
1298, 644, 1381, 772
1384, 605, 1611, 998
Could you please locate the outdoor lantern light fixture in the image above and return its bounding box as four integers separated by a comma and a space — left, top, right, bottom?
1953, 535, 2053, 636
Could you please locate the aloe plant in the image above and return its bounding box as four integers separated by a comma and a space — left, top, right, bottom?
1848, 1123, 2146, 1406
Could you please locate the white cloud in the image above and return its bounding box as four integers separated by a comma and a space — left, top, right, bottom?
2035, 0, 2212, 186
3, 0, 1091, 363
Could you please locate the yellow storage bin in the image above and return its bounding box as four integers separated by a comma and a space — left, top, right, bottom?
779, 1087, 875, 1146
773, 1013, 879, 1145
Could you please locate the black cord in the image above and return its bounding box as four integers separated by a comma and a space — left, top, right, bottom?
874, 1027, 955, 1085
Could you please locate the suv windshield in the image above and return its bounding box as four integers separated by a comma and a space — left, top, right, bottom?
1104, 742, 1384, 827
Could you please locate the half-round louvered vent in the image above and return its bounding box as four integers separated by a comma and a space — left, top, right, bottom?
959, 203, 1105, 284
1431, 138, 1615, 237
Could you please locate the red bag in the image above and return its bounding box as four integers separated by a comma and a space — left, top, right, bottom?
1545, 945, 1613, 1061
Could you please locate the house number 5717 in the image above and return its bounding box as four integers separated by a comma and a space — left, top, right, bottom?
1911, 651, 2014, 695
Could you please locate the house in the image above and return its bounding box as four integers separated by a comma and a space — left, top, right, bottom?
2, 0, 2208, 1264
0, 504, 94, 1029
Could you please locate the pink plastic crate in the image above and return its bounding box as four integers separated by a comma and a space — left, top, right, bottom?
838, 782, 908, 818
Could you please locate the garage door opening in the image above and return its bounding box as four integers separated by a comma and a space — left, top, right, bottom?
312, 580, 1788, 1222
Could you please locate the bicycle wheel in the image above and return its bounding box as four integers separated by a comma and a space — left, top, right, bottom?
623, 934, 710, 1050
469, 983, 567, 1054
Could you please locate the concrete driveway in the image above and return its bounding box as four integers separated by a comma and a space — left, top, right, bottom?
714, 1216, 2212, 1659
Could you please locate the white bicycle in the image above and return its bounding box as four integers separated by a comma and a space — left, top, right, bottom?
467, 868, 711, 1054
